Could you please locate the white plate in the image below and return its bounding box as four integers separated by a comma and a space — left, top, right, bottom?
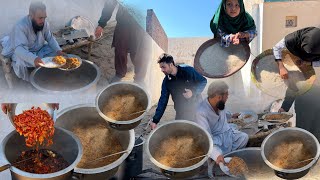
239, 110, 258, 123
59, 54, 83, 71
219, 157, 239, 178
262, 112, 293, 123
41, 57, 66, 68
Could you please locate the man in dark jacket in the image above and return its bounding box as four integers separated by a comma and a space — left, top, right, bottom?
94, 0, 146, 83
149, 54, 207, 129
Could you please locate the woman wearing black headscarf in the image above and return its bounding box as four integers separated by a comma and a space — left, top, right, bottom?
276, 27, 320, 140
273, 27, 320, 79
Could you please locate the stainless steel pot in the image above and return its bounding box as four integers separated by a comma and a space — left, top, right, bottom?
30, 60, 100, 94
0, 127, 83, 180
55, 104, 135, 180
146, 120, 213, 179
96, 82, 151, 131
261, 127, 320, 179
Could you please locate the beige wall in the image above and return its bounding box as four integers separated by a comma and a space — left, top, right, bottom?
261, 1, 320, 50
244, 0, 264, 14
143, 33, 166, 104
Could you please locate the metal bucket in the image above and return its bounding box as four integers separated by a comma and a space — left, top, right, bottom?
96, 82, 151, 131
118, 136, 145, 179
261, 127, 320, 179
30, 60, 100, 94
0, 127, 82, 180
55, 104, 135, 180
146, 120, 213, 179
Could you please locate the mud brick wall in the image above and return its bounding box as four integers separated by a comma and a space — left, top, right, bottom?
146, 9, 168, 52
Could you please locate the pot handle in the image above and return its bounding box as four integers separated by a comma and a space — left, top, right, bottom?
0, 164, 11, 172
109, 123, 121, 129
162, 169, 176, 177
275, 171, 288, 179
72, 173, 84, 180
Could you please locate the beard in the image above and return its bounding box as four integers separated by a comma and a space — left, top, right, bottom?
31, 19, 44, 33
216, 100, 225, 110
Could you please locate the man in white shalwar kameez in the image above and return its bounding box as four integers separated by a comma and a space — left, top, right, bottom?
194, 81, 248, 168
1, 1, 64, 81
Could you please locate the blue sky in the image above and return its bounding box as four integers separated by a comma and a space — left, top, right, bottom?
121, 0, 220, 37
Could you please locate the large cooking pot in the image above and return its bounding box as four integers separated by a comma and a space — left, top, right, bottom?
30, 60, 100, 94
146, 120, 213, 179
261, 127, 320, 179
96, 82, 151, 130
1, 127, 82, 180
55, 104, 135, 180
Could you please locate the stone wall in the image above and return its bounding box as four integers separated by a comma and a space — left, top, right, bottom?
146, 9, 168, 52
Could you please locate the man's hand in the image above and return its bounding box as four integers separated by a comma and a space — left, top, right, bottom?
34, 57, 44, 67
149, 121, 157, 130
1, 103, 11, 114
49, 103, 59, 110
95, 26, 104, 39
183, 89, 193, 99
278, 108, 286, 113
232, 113, 240, 119
56, 50, 66, 56
216, 155, 226, 165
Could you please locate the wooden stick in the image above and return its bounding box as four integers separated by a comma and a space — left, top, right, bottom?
88, 143, 142, 164
291, 158, 314, 165
129, 110, 147, 116
88, 150, 129, 163
183, 154, 207, 162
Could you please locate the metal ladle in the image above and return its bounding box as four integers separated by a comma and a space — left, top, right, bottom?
0, 157, 35, 172
0, 149, 56, 172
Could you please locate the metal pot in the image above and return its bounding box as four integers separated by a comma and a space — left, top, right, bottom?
146, 120, 213, 179
55, 104, 135, 180
96, 82, 151, 131
30, 60, 100, 94
1, 127, 83, 180
261, 127, 320, 179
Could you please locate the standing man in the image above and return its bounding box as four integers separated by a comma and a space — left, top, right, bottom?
149, 54, 207, 129
194, 81, 248, 165
95, 0, 147, 84
1, 1, 64, 81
